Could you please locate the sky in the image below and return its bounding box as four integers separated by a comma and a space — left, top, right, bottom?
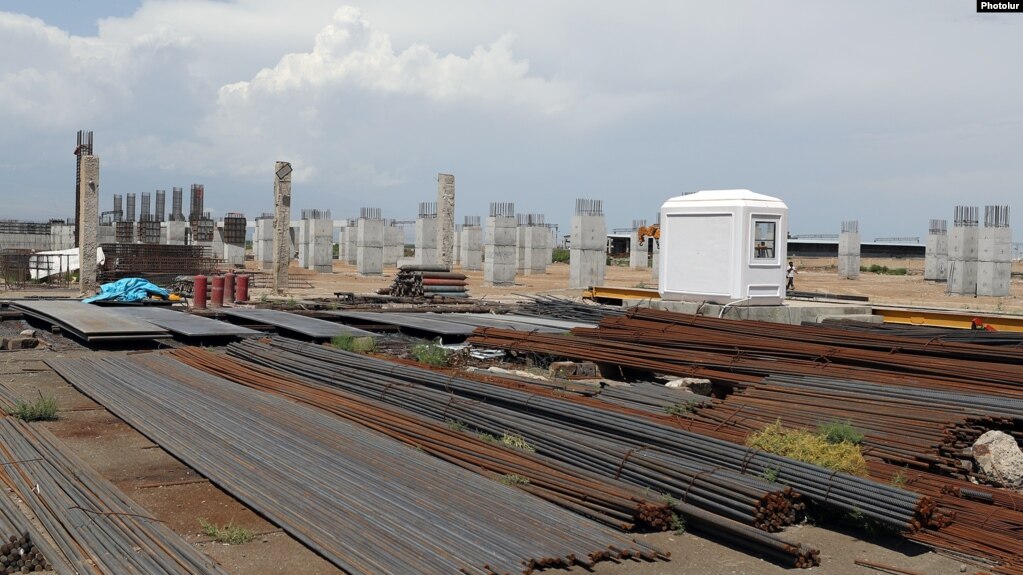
1, 1, 1021, 241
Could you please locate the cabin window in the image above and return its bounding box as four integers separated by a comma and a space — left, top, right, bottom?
753, 221, 776, 260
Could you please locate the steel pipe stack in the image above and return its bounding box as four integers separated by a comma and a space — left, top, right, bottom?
48, 354, 666, 575
385, 264, 469, 298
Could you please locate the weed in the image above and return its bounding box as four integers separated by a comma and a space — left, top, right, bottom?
475, 432, 498, 443
445, 419, 466, 432
498, 474, 531, 486
747, 420, 868, 476
411, 340, 448, 367
198, 518, 255, 545
665, 401, 697, 417
817, 420, 864, 445
7, 393, 59, 421
501, 433, 535, 453
551, 248, 570, 263
330, 335, 376, 353
759, 465, 780, 483
658, 494, 686, 534
891, 469, 907, 489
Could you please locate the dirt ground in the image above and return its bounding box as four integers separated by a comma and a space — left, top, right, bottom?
240, 257, 1023, 315
0, 256, 1016, 575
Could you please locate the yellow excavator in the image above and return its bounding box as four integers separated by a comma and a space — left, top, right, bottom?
637, 224, 660, 248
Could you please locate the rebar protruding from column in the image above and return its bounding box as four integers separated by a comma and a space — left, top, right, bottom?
953, 206, 978, 227
489, 202, 515, 217
632, 219, 647, 231
155, 190, 166, 222
464, 215, 481, 227
113, 194, 123, 222
189, 184, 205, 222
418, 202, 437, 218
359, 207, 381, 220
575, 198, 603, 216
171, 187, 185, 221
841, 220, 858, 234
140, 192, 152, 222
984, 205, 1010, 228
126, 193, 136, 223
928, 219, 947, 235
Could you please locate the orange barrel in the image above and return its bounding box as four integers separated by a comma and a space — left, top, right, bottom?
223, 272, 235, 305
211, 275, 224, 308
193, 275, 207, 310
235, 274, 249, 303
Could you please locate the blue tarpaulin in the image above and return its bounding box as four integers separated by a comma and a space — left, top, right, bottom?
84, 278, 170, 304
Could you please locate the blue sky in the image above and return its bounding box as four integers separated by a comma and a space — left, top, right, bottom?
1, 1, 1021, 241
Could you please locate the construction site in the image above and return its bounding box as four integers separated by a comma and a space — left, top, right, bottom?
0, 129, 1022, 575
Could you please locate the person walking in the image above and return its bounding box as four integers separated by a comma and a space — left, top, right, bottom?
786, 262, 796, 291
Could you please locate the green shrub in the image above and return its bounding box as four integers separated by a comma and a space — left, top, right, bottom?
411, 341, 448, 366
198, 518, 255, 545
498, 474, 531, 486
500, 433, 535, 452
817, 420, 864, 445
551, 248, 570, 263
747, 421, 867, 476
7, 393, 59, 421
331, 335, 376, 353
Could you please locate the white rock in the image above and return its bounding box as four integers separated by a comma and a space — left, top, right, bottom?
973, 430, 1023, 487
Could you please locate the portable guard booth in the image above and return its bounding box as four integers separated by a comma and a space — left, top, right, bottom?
658, 190, 788, 305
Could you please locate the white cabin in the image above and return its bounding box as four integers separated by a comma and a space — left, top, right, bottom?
658, 190, 788, 305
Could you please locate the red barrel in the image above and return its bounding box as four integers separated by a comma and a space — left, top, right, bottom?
223, 272, 235, 305
193, 275, 208, 310
211, 275, 224, 308
235, 274, 249, 303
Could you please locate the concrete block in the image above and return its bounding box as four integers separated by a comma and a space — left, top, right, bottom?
460, 227, 482, 271
570, 215, 607, 250
357, 218, 384, 275
569, 248, 606, 289
837, 255, 860, 280
523, 226, 548, 275
308, 218, 333, 273
629, 231, 648, 269
924, 233, 948, 281
384, 226, 404, 267
224, 243, 245, 267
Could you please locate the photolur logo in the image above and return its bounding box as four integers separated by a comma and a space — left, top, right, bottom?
977, 1, 1022, 11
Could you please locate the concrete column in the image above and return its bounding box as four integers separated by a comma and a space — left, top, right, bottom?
50, 223, 75, 251
523, 226, 549, 275
452, 227, 462, 266
415, 217, 439, 265
212, 225, 226, 260
98, 224, 114, 246
924, 219, 948, 281
296, 219, 309, 268
272, 161, 292, 294
569, 210, 606, 289
357, 217, 384, 275
255, 218, 273, 267
629, 231, 649, 269
948, 206, 979, 296
166, 221, 188, 246
437, 173, 455, 268
651, 239, 660, 280
308, 218, 333, 273
485, 204, 517, 285
461, 226, 483, 271
345, 224, 358, 264
516, 225, 527, 274
384, 225, 403, 267
224, 242, 245, 267
78, 155, 99, 293
977, 205, 1011, 297
838, 221, 860, 280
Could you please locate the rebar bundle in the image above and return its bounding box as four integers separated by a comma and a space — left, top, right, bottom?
359, 207, 381, 220
386, 265, 469, 298
0, 413, 227, 575
490, 202, 515, 218
575, 198, 603, 216
48, 354, 666, 575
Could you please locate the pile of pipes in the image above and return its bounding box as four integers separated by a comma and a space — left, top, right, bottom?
0, 532, 48, 573
466, 308, 1023, 575
385, 264, 469, 298
49, 354, 667, 575
0, 413, 227, 575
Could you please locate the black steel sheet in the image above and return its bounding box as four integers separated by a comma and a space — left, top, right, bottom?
425, 313, 566, 333
323, 311, 476, 336
110, 306, 260, 338
221, 308, 377, 338
12, 300, 170, 341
